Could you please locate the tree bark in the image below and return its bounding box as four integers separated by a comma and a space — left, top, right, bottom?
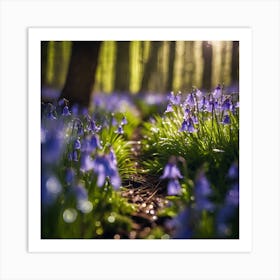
114, 41, 130, 92
60, 41, 101, 107
41, 41, 49, 88
231, 41, 239, 84
140, 41, 161, 93
202, 41, 213, 90
166, 41, 176, 92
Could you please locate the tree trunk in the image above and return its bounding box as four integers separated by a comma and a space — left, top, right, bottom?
41, 41, 49, 88
231, 41, 239, 85
202, 41, 213, 90
60, 41, 101, 107
114, 41, 130, 92
166, 41, 176, 92
140, 41, 161, 93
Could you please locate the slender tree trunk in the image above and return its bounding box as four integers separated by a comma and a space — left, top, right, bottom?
166, 41, 176, 92
60, 41, 101, 107
202, 41, 213, 90
140, 41, 161, 93
114, 41, 130, 92
219, 41, 227, 84
231, 41, 239, 84
41, 41, 49, 88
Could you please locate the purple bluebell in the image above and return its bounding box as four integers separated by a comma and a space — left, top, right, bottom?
81, 134, 102, 153
62, 105, 71, 116
41, 125, 64, 164
69, 150, 79, 162
184, 107, 190, 116
199, 96, 208, 111
228, 162, 239, 180
121, 116, 128, 125
47, 111, 57, 120
93, 154, 121, 189
213, 85, 222, 99
164, 103, 174, 114
112, 117, 118, 126
225, 183, 239, 206
168, 91, 181, 105
194, 172, 214, 211
222, 115, 231, 125
160, 162, 183, 180
167, 179, 182, 195
66, 168, 75, 185
221, 98, 231, 111
185, 92, 195, 107
166, 207, 192, 239
115, 125, 124, 135
87, 117, 101, 133
178, 119, 188, 132
80, 154, 95, 172
74, 138, 81, 150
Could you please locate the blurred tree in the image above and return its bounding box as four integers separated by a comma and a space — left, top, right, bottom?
41, 41, 49, 88
202, 41, 213, 90
166, 41, 176, 92
114, 41, 130, 92
52, 42, 64, 89
231, 41, 239, 84
140, 41, 161, 93
60, 41, 101, 107
219, 41, 227, 84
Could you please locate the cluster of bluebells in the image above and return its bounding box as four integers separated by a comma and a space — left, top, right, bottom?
166, 164, 239, 239
112, 115, 128, 135
160, 156, 183, 195
164, 85, 239, 133
41, 100, 123, 217
216, 162, 239, 237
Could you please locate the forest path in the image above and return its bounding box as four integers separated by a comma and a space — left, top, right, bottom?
121, 126, 169, 239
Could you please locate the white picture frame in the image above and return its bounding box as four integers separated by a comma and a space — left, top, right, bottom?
1, 1, 279, 279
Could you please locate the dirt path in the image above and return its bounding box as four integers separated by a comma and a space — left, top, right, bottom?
121, 127, 169, 239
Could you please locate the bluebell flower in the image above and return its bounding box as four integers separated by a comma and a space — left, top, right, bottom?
115, 125, 124, 135
166, 207, 192, 239
184, 107, 190, 117
74, 138, 81, 150
178, 119, 188, 132
167, 179, 182, 195
69, 150, 79, 162
121, 116, 128, 125
199, 96, 208, 111
80, 154, 95, 172
87, 117, 101, 133
164, 103, 174, 114
66, 168, 75, 185
221, 98, 231, 111
194, 172, 214, 211
62, 105, 71, 116
222, 114, 231, 125
160, 162, 183, 180
228, 162, 239, 180
185, 92, 195, 107
112, 117, 118, 126
41, 125, 64, 164
225, 183, 239, 206
168, 91, 181, 105
81, 134, 102, 153
47, 111, 57, 120
93, 154, 121, 189
213, 85, 222, 99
